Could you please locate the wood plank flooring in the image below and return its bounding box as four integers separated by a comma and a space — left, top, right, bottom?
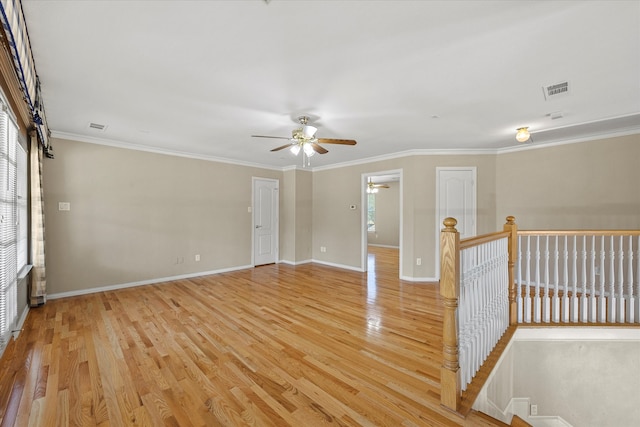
0, 247, 506, 426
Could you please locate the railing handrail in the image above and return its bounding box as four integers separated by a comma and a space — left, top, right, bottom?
518, 229, 640, 237
461, 230, 510, 250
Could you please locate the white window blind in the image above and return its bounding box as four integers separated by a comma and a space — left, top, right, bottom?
17, 142, 27, 270
0, 104, 19, 353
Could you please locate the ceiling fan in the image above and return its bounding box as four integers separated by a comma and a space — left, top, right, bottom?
366, 177, 389, 193
251, 116, 356, 166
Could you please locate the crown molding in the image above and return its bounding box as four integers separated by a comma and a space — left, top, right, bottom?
51, 130, 285, 171
52, 123, 640, 173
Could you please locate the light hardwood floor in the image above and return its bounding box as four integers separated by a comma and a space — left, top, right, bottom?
0, 247, 506, 426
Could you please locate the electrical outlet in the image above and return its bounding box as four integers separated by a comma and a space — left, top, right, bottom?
531, 404, 538, 416
320, 246, 326, 253
416, 258, 422, 266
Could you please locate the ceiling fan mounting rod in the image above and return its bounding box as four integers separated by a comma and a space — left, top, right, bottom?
297, 115, 309, 125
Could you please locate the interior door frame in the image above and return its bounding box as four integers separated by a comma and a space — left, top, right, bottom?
360, 169, 403, 278
434, 166, 476, 279
252, 177, 279, 266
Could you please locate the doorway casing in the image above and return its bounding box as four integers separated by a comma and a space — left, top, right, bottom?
361, 169, 403, 278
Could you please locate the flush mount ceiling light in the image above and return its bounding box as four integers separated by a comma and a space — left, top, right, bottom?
515, 127, 531, 143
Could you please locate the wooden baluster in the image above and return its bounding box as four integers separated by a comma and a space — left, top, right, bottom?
525, 235, 532, 323
534, 236, 541, 323
571, 235, 579, 323
617, 236, 625, 323
626, 235, 635, 323
562, 235, 570, 323
608, 235, 616, 323
589, 235, 597, 323
502, 237, 510, 329
552, 235, 560, 323
517, 236, 523, 323
580, 235, 588, 322
440, 217, 460, 410
476, 244, 484, 377
598, 235, 606, 323
543, 235, 550, 323
635, 236, 640, 324
459, 247, 471, 390
475, 245, 483, 380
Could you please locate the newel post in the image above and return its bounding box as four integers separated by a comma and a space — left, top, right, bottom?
504, 216, 518, 325
440, 217, 460, 411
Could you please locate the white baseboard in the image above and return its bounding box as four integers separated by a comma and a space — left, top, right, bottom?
278, 259, 312, 266
47, 264, 253, 300
509, 397, 573, 427
367, 244, 400, 249
11, 305, 30, 339
312, 259, 365, 272
400, 275, 438, 282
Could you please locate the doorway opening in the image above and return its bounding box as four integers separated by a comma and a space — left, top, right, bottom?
361, 170, 402, 278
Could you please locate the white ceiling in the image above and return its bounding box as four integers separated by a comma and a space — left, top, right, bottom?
22, 0, 640, 170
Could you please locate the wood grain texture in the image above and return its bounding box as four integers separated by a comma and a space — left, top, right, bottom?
0, 247, 504, 426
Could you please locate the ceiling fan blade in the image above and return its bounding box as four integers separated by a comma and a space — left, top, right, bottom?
270, 143, 293, 152
310, 142, 329, 154
317, 138, 357, 145
376, 184, 390, 189
251, 135, 291, 140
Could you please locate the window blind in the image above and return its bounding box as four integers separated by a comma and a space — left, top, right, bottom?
17, 142, 27, 270
0, 105, 18, 353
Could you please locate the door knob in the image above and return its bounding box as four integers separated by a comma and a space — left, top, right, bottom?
255, 225, 262, 229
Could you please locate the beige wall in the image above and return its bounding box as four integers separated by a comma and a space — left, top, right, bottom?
367, 181, 400, 247
44, 138, 282, 295
280, 169, 295, 262
42, 134, 638, 295
496, 134, 640, 230
312, 154, 497, 279
294, 169, 313, 262
280, 169, 313, 263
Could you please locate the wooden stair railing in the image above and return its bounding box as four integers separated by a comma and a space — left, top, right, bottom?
440, 215, 640, 415
439, 216, 518, 412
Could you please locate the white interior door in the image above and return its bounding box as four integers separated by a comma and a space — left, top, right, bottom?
436, 167, 476, 238
435, 167, 476, 278
253, 178, 279, 266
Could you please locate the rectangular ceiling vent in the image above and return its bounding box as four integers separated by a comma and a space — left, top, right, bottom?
543, 81, 569, 100
88, 122, 107, 132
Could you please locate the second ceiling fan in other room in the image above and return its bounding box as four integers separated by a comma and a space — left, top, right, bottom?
251, 115, 357, 166
366, 177, 389, 193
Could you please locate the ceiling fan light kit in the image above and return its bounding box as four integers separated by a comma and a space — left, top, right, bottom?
252, 115, 356, 167
289, 144, 301, 156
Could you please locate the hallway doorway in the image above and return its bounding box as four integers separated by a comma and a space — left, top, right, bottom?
361, 170, 402, 278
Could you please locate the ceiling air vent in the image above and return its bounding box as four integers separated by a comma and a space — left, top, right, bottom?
88, 122, 107, 132
542, 81, 569, 100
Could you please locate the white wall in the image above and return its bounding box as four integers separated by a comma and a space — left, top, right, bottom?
367, 181, 400, 247
475, 328, 640, 427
